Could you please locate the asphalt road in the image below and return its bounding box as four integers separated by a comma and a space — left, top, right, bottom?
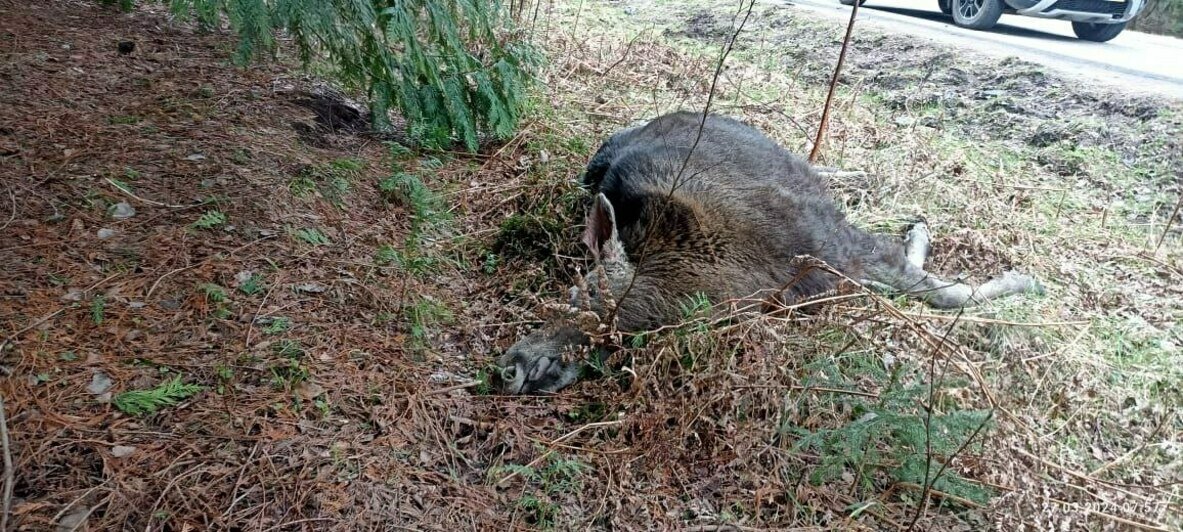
777, 0, 1183, 99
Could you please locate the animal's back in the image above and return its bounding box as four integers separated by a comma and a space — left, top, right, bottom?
585, 112, 824, 200
581, 112, 882, 329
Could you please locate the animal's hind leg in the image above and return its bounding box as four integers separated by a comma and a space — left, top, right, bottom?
863, 224, 1043, 309
867, 261, 1043, 309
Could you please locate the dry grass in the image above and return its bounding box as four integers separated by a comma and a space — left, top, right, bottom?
0, 0, 1180, 530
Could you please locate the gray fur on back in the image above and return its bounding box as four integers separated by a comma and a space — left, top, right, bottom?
580, 111, 902, 331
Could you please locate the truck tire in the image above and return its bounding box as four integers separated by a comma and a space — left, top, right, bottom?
1072, 21, 1126, 42
839, 0, 867, 5
952, 0, 1003, 30
938, 0, 953, 14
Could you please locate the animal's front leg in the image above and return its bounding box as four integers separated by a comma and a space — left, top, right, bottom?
903, 220, 931, 269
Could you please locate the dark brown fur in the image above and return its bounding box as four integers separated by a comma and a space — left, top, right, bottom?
581, 111, 907, 329
497, 112, 1041, 394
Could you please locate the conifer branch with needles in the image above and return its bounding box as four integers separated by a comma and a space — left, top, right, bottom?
134, 0, 540, 151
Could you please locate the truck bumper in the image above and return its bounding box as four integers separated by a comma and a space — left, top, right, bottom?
1013, 0, 1144, 23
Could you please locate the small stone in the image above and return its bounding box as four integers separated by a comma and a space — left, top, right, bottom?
87, 372, 113, 395
97, 228, 117, 239
111, 445, 136, 458
128, 301, 147, 309
234, 270, 255, 286
159, 299, 182, 310
185, 153, 206, 161
57, 506, 91, 532
61, 288, 85, 302
893, 115, 916, 127
110, 202, 135, 220
296, 381, 325, 401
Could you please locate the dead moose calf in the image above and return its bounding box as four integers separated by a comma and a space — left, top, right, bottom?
498, 112, 1042, 394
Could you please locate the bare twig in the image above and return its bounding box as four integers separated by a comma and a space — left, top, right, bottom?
1153, 192, 1182, 253
808, 0, 860, 163
221, 443, 260, 520
906, 303, 968, 530
841, 307, 1088, 327
1089, 412, 1174, 477
793, 385, 878, 398
910, 410, 994, 530
105, 177, 187, 208
260, 517, 337, 532
680, 525, 764, 532
1014, 446, 1182, 491
0, 395, 12, 532
48, 481, 111, 529
244, 273, 282, 348
0, 185, 15, 233
498, 420, 623, 485
895, 482, 984, 509
60, 500, 107, 532
448, 415, 495, 431
145, 235, 274, 299
608, 0, 756, 327
424, 381, 481, 396
0, 308, 67, 354
600, 29, 648, 78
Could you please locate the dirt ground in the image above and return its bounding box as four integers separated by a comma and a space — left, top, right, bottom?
1, 0, 1180, 530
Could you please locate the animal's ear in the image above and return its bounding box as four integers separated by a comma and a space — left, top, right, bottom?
582, 193, 621, 262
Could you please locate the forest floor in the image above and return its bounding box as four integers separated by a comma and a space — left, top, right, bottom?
1, 0, 1180, 530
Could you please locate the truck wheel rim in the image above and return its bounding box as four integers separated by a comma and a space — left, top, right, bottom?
959, 0, 984, 18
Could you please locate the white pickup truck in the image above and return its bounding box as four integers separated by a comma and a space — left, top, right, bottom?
839, 0, 1145, 41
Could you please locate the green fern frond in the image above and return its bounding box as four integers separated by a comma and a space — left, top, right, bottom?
113, 376, 204, 416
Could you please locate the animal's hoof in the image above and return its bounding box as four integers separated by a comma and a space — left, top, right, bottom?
1002, 270, 1045, 296
905, 223, 930, 241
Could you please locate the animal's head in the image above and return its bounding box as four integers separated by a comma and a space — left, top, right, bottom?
497, 193, 636, 394
573, 193, 635, 313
